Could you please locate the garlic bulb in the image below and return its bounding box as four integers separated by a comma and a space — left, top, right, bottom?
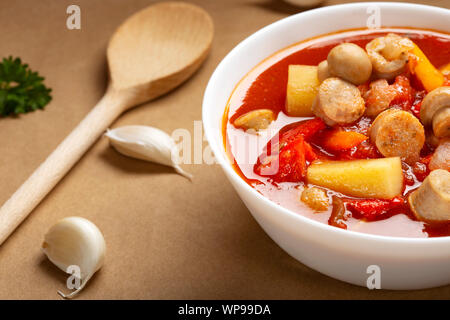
42, 217, 106, 299
104, 125, 192, 180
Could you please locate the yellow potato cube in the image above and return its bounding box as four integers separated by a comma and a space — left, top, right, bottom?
286, 65, 320, 117
306, 157, 403, 199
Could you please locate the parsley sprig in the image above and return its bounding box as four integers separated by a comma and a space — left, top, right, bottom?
0, 57, 52, 116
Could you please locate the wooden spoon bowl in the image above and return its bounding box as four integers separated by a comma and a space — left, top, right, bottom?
108, 1, 213, 105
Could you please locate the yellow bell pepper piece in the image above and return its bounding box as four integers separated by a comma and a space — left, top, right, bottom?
408, 43, 445, 92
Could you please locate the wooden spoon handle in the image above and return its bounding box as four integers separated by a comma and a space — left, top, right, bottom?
0, 87, 129, 245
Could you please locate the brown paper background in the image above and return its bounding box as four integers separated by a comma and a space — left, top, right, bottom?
0, 0, 449, 299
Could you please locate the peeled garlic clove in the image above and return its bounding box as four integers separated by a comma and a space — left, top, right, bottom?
42, 217, 106, 299
104, 125, 192, 180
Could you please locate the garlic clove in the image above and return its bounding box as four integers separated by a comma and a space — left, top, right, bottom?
104, 125, 193, 180
42, 217, 106, 299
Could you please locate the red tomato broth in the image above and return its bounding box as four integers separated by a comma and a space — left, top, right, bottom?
224, 28, 450, 238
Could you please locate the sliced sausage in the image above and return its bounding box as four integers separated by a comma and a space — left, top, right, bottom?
327, 43, 372, 85
312, 77, 365, 126
408, 169, 450, 222
369, 109, 425, 164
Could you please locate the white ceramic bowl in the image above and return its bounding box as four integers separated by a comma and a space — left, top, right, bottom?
203, 2, 450, 290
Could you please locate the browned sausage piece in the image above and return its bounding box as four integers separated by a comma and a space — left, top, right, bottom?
369, 109, 425, 164
408, 169, 450, 222
312, 77, 365, 126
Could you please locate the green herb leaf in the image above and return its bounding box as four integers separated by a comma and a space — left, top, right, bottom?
0, 57, 52, 117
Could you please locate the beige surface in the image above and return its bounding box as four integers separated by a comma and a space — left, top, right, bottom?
0, 1, 213, 246
0, 0, 449, 300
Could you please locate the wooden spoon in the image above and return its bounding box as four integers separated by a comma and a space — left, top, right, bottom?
0, 2, 213, 245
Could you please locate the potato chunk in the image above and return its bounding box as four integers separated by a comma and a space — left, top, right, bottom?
286, 65, 320, 116
306, 157, 403, 199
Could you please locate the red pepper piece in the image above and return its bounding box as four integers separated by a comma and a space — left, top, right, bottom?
304, 141, 318, 162
254, 118, 325, 182
276, 136, 307, 181
410, 90, 426, 118
345, 196, 406, 221
339, 140, 381, 160
255, 135, 318, 182
279, 118, 326, 146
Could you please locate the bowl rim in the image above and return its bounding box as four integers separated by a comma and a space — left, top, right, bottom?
202, 1, 450, 244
